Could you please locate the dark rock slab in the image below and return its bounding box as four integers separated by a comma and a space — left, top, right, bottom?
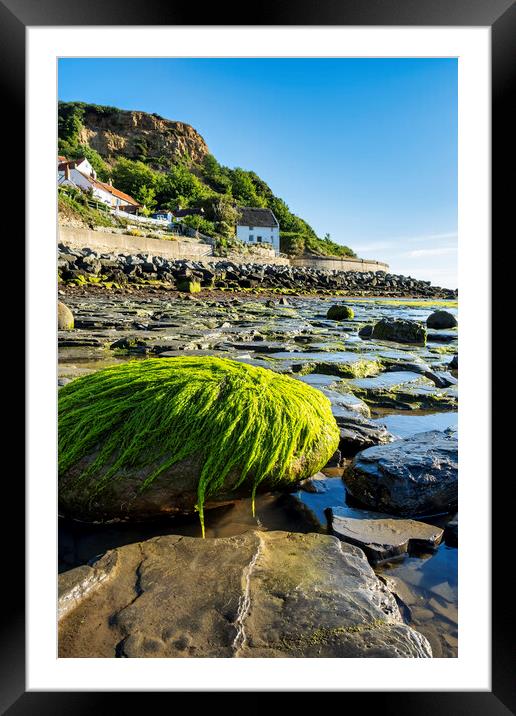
343, 429, 458, 516
335, 410, 394, 457
426, 329, 457, 344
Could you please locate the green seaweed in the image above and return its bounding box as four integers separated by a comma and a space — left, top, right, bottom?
58, 356, 340, 535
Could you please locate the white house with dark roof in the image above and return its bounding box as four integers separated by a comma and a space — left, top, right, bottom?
236, 207, 280, 254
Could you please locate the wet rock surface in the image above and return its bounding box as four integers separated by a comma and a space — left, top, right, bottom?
343, 429, 458, 516
58, 288, 459, 658
344, 371, 458, 411
370, 318, 427, 345
427, 310, 458, 329
335, 410, 394, 457
58, 530, 432, 658
326, 506, 444, 564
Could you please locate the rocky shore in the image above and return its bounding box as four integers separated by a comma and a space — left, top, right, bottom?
58, 284, 458, 659
58, 244, 457, 298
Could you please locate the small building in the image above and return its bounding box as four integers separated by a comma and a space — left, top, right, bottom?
236, 207, 280, 254
151, 211, 174, 222
58, 157, 140, 213
58, 157, 96, 179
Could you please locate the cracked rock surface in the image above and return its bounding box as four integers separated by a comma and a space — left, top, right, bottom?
58, 530, 431, 658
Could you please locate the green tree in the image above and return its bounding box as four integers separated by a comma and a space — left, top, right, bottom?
111, 159, 159, 200
58, 102, 85, 145
155, 164, 211, 207
230, 168, 266, 207
181, 214, 217, 236
135, 185, 157, 215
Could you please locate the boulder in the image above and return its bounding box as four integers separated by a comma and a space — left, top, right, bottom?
326, 304, 355, 321
371, 318, 427, 345
358, 324, 373, 338
58, 357, 340, 525
58, 531, 432, 658
449, 354, 458, 370
58, 301, 74, 330
426, 310, 458, 329
326, 506, 444, 564
343, 429, 458, 516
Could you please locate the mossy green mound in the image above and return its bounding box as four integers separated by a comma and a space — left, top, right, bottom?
326, 305, 354, 321
59, 356, 340, 534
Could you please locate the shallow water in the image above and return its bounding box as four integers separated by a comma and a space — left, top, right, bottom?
372, 410, 458, 439
288, 471, 458, 658
59, 470, 458, 657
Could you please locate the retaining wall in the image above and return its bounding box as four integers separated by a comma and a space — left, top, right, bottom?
58, 225, 290, 265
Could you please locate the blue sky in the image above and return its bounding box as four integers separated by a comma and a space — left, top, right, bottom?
58, 58, 457, 288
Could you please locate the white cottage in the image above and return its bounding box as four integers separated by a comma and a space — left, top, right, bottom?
58, 157, 140, 213
236, 207, 280, 254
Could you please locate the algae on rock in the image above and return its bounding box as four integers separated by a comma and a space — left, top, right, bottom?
326, 304, 355, 321
58, 356, 340, 532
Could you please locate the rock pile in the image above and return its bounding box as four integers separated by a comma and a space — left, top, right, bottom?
58, 244, 457, 297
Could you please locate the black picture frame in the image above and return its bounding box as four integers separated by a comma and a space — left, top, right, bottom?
6, 0, 513, 711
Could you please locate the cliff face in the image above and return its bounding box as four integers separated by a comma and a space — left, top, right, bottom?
74, 106, 209, 166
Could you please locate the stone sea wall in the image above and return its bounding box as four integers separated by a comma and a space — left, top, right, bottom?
58, 225, 291, 266
290, 256, 389, 273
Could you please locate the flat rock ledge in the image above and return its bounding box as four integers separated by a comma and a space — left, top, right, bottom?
58, 531, 431, 658
326, 506, 444, 564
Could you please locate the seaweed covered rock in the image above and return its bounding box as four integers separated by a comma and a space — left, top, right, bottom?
58, 357, 340, 530
426, 310, 457, 329
58, 301, 74, 330
371, 318, 427, 345
326, 304, 354, 321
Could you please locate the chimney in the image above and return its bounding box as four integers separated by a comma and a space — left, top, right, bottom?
64, 163, 70, 181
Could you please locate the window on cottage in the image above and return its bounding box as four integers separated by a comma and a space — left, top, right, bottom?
257, 237, 262, 243
249, 235, 254, 241
248, 226, 254, 231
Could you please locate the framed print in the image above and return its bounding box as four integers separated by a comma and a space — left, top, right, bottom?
4, 0, 513, 710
